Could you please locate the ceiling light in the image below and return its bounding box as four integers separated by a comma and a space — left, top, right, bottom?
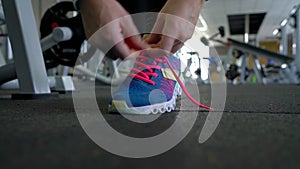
281, 64, 287, 69
244, 33, 249, 43
280, 19, 288, 27
290, 5, 299, 16
273, 29, 279, 35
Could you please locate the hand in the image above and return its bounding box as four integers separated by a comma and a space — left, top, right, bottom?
145, 0, 204, 54
80, 0, 148, 60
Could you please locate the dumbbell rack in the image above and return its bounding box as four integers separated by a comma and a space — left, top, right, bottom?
0, 0, 74, 98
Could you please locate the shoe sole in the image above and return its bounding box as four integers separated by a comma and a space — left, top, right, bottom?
108, 83, 182, 115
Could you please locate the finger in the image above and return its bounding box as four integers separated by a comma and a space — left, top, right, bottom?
88, 21, 123, 53
144, 14, 165, 44
106, 50, 118, 60
159, 35, 175, 53
120, 16, 149, 50
109, 40, 131, 60
151, 13, 165, 35
125, 35, 149, 50
171, 40, 184, 53
144, 33, 161, 44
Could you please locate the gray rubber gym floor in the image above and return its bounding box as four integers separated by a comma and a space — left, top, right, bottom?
0, 82, 300, 169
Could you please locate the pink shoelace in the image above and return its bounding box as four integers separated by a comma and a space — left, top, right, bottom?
128, 55, 214, 111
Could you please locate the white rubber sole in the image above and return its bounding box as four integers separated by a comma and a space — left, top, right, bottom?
108, 83, 182, 115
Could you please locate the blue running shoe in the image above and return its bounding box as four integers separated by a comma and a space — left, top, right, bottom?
109, 51, 182, 114
108, 50, 213, 114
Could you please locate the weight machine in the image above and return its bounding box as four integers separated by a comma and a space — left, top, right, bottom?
226, 38, 297, 84
222, 5, 300, 84
0, 0, 75, 97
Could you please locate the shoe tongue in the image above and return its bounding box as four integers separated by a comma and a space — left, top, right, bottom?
141, 56, 155, 64
133, 56, 154, 68
129, 57, 153, 75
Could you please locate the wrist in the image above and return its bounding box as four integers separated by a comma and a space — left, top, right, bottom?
79, 0, 115, 11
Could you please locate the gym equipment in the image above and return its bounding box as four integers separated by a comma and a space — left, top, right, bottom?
230, 4, 300, 84
40, 1, 86, 67
294, 5, 300, 72
232, 49, 244, 59
228, 38, 294, 63
0, 26, 75, 92
75, 50, 123, 85
226, 64, 240, 81
201, 26, 225, 46
202, 5, 300, 84
1, 0, 51, 96
179, 47, 211, 84
227, 38, 298, 84
279, 4, 300, 72
182, 51, 200, 80
0, 26, 75, 91
41, 27, 73, 52
0, 0, 75, 96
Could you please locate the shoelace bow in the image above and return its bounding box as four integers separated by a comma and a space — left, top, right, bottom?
128, 55, 213, 111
